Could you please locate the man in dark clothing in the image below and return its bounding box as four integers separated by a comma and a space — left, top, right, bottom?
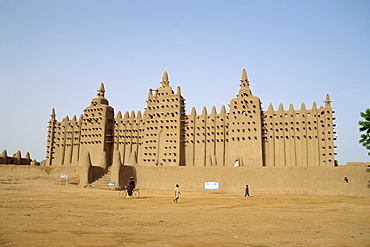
244, 185, 250, 197
127, 177, 135, 197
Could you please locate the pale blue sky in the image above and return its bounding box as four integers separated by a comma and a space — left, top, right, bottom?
0, 0, 369, 164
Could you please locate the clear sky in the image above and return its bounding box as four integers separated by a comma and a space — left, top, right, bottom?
0, 0, 369, 164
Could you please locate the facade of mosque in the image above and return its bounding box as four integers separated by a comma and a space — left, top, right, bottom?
44, 69, 336, 169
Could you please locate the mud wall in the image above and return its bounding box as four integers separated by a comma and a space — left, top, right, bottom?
1, 163, 369, 197
129, 162, 370, 197
0, 165, 81, 181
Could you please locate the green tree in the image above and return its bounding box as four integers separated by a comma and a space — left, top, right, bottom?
359, 108, 370, 155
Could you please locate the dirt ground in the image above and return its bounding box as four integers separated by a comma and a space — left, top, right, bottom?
0, 177, 369, 247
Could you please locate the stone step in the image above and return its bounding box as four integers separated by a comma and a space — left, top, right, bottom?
89, 170, 115, 190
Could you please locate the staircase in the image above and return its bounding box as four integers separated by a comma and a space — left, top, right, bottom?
88, 170, 116, 190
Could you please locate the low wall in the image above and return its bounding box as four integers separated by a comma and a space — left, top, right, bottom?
0, 165, 81, 182
1, 163, 369, 197
129, 163, 370, 197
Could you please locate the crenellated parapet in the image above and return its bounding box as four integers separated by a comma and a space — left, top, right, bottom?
44, 112, 83, 167
114, 110, 144, 166
184, 104, 229, 166
261, 95, 336, 167
0, 149, 36, 165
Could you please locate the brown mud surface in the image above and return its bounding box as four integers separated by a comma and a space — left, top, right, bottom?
0, 177, 369, 247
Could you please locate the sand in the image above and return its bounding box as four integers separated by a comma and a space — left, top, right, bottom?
0, 177, 369, 247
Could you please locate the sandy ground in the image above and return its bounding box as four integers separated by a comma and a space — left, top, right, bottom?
0, 177, 369, 247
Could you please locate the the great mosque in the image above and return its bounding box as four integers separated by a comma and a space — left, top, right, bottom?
44, 69, 336, 169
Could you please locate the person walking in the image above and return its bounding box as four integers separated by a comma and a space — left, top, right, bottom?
244, 185, 250, 197
174, 184, 181, 203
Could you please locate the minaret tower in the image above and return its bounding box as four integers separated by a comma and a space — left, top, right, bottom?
44, 108, 57, 166
228, 69, 263, 167
321, 94, 335, 166
79, 83, 115, 167
142, 71, 186, 166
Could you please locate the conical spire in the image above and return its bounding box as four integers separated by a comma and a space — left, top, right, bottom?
312, 101, 318, 115
325, 94, 331, 107
116, 111, 122, 119
1, 150, 7, 158
220, 105, 226, 114
91, 82, 109, 106
211, 106, 217, 115
201, 106, 208, 116
238, 69, 252, 97
268, 103, 274, 112
312, 101, 317, 110
51, 108, 56, 119
15, 150, 21, 160
161, 71, 169, 87
190, 107, 197, 115
97, 83, 105, 97
278, 103, 284, 112
241, 69, 249, 86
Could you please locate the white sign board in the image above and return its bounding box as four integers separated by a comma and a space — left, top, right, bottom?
59, 174, 68, 186
107, 181, 115, 186
204, 182, 219, 190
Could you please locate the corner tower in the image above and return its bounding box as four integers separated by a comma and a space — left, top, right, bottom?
142, 71, 186, 166
44, 108, 57, 166
79, 83, 115, 167
228, 69, 263, 167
